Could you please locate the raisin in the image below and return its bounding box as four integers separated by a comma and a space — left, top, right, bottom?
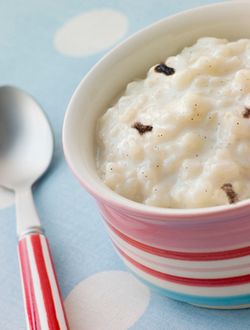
221, 183, 238, 204
154, 63, 175, 76
132, 122, 153, 135
243, 107, 250, 118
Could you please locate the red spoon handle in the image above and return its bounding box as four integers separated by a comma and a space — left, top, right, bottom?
18, 233, 69, 330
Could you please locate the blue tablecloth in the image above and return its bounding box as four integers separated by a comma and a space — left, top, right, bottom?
1, 0, 250, 329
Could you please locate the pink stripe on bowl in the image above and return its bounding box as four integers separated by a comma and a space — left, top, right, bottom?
100, 203, 250, 251
103, 213, 250, 261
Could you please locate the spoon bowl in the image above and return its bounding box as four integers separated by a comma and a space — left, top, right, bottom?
0, 86, 53, 189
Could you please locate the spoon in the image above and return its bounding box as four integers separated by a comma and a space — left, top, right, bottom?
0, 86, 69, 329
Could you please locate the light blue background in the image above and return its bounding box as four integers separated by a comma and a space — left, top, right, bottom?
1, 0, 250, 329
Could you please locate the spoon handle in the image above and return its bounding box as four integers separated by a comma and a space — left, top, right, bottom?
18, 232, 69, 330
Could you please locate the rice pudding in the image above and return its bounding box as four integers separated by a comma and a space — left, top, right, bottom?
96, 38, 250, 208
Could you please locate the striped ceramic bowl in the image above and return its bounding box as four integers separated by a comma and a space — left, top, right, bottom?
63, 1, 250, 309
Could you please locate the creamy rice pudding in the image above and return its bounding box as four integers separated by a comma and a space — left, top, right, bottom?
96, 38, 250, 208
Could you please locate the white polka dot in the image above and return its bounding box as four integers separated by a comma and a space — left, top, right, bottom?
64, 271, 150, 330
54, 9, 128, 57
0, 187, 14, 209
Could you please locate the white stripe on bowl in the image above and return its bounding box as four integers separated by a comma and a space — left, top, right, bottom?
109, 230, 250, 279
107, 227, 250, 270
118, 251, 250, 297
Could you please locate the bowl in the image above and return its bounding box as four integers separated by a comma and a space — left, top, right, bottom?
63, 1, 250, 309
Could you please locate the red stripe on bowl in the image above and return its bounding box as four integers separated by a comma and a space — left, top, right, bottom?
106, 221, 250, 261
115, 244, 250, 287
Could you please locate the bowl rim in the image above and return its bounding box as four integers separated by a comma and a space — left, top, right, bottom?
63, 0, 250, 220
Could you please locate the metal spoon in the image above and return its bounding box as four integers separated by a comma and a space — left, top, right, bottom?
0, 86, 69, 329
